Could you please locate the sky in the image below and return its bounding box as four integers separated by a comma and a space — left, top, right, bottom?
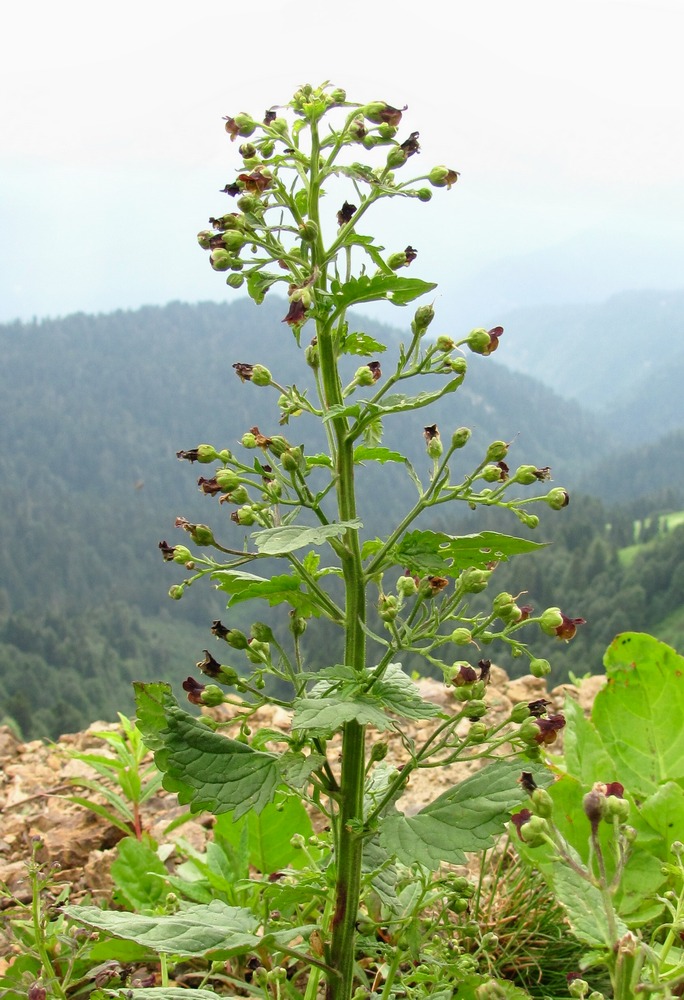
2, 0, 683, 327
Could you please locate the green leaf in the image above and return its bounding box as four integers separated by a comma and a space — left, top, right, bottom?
340, 331, 388, 357
134, 684, 280, 819
213, 571, 320, 616
246, 271, 281, 305
395, 529, 545, 575
353, 445, 406, 464
380, 759, 552, 870
279, 750, 327, 788
213, 793, 314, 874
93, 991, 219, 1000
305, 453, 333, 468
560, 696, 614, 787
252, 519, 362, 555
371, 663, 442, 721
333, 274, 437, 311
292, 696, 391, 737
110, 837, 169, 912
594, 632, 684, 794
65, 900, 260, 957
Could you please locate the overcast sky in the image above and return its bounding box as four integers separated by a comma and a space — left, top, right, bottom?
2, 0, 683, 325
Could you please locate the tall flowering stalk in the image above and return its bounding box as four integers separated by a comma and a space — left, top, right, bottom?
139, 84, 581, 1000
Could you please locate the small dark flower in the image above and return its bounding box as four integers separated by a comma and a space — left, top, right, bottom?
237, 169, 272, 194
197, 476, 221, 496
478, 659, 492, 684
369, 103, 407, 126
555, 613, 586, 641
176, 448, 201, 462
527, 698, 551, 718
282, 298, 307, 326
211, 620, 230, 640
158, 540, 176, 561
223, 116, 240, 140
249, 426, 272, 449
519, 771, 538, 794
427, 575, 449, 595
519, 604, 534, 621
534, 467, 552, 481
454, 664, 478, 686
423, 424, 439, 442
510, 808, 532, 839
485, 326, 504, 355
534, 713, 566, 746
182, 676, 206, 705
221, 182, 241, 197
263, 109, 277, 125
367, 361, 382, 382
400, 131, 420, 156
233, 362, 255, 381
337, 201, 357, 226
404, 245, 418, 264
605, 781, 625, 798
196, 650, 222, 677
496, 460, 509, 481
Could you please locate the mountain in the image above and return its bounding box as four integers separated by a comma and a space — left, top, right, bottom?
0, 295, 680, 738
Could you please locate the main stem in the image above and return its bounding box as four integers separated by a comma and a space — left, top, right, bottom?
308, 121, 367, 1000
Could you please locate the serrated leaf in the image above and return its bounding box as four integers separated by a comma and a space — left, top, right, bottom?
395, 529, 545, 575
292, 696, 391, 736
110, 837, 169, 912
246, 271, 281, 305
372, 663, 442, 721
594, 632, 684, 794
380, 760, 552, 870
305, 453, 333, 468
213, 571, 320, 616
214, 794, 314, 874
353, 445, 405, 464
93, 991, 218, 1000
134, 684, 279, 819
280, 750, 327, 788
252, 519, 362, 555
65, 900, 259, 956
340, 332, 388, 357
333, 274, 437, 310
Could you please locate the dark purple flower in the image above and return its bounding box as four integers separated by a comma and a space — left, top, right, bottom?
282, 298, 307, 326
158, 540, 176, 562
510, 808, 532, 839
367, 361, 382, 382
182, 677, 206, 705
233, 362, 255, 382
534, 714, 566, 746
196, 650, 222, 677
337, 201, 357, 226
237, 169, 272, 194
519, 771, 537, 794
555, 613, 586, 641
400, 132, 420, 156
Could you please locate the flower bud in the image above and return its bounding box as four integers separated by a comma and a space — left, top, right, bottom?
172, 545, 193, 566
233, 506, 256, 526
451, 426, 471, 449
435, 335, 455, 351
168, 585, 184, 600
241, 431, 257, 449
354, 365, 376, 387
396, 574, 419, 597
226, 273, 245, 289
539, 607, 564, 635
282, 447, 305, 473
427, 435, 443, 460
289, 613, 307, 636
379, 595, 398, 621
583, 790, 607, 829
519, 814, 549, 847
330, 87, 346, 104
305, 340, 319, 369
233, 112, 258, 137
215, 468, 241, 492
529, 658, 551, 679
468, 722, 488, 743
460, 568, 491, 594
545, 487, 570, 510
466, 699, 487, 719
387, 250, 410, 270
370, 741, 389, 762
251, 364, 272, 386
530, 787, 554, 818
222, 230, 245, 252
485, 440, 509, 462
200, 684, 225, 707
210, 248, 232, 271
428, 166, 459, 189
450, 627, 473, 645
411, 303, 435, 335
298, 220, 319, 242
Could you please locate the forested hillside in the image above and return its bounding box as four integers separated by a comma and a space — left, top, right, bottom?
1, 296, 682, 738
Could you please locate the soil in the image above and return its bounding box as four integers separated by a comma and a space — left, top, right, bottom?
0, 669, 605, 967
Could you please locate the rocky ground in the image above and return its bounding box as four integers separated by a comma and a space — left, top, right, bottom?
0, 669, 604, 968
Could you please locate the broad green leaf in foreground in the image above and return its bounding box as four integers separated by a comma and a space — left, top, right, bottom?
65, 900, 312, 960
370, 663, 442, 721
594, 632, 684, 793
134, 683, 280, 818
110, 836, 169, 912
395, 530, 545, 576
331, 274, 437, 310
213, 570, 321, 616
292, 696, 392, 737
252, 519, 362, 555
380, 759, 552, 869
213, 793, 314, 874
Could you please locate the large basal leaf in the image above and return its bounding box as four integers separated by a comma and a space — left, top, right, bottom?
213, 793, 314, 874
395, 529, 545, 576
593, 632, 684, 794
110, 837, 169, 912
380, 759, 552, 870
65, 900, 260, 956
66, 901, 311, 961
252, 519, 362, 555
560, 696, 615, 788
134, 683, 280, 819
